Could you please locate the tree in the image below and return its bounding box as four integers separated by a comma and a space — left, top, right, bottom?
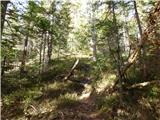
133, 0, 147, 80
1, 0, 10, 34
88, 0, 97, 61
111, 1, 125, 89
1, 1, 19, 77
20, 1, 40, 74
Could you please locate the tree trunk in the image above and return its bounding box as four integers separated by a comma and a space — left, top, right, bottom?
91, 28, 97, 61
39, 32, 44, 74
57, 43, 60, 59
20, 34, 29, 74
112, 1, 124, 88
47, 32, 53, 64
133, 1, 143, 38
1, 1, 10, 34
123, 6, 130, 56
91, 2, 97, 61
1, 56, 7, 77
42, 32, 46, 72
133, 0, 147, 80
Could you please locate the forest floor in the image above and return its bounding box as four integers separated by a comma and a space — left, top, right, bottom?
1, 57, 160, 120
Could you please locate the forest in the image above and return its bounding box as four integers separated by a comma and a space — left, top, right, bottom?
1, 0, 160, 120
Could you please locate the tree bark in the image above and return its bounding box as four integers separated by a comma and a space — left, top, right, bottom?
1, 1, 10, 34
112, 1, 124, 85
91, 3, 97, 61
42, 32, 46, 72
126, 80, 160, 90
133, 1, 143, 38
47, 32, 53, 63
64, 59, 79, 80
1, 56, 6, 77
20, 34, 29, 74
133, 0, 147, 80
39, 32, 44, 74
57, 43, 60, 59
88, 0, 97, 61
122, 6, 130, 56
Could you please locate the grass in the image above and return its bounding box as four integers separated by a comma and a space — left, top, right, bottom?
2, 58, 91, 119
95, 73, 116, 93
95, 92, 119, 110
55, 93, 80, 109
2, 57, 160, 120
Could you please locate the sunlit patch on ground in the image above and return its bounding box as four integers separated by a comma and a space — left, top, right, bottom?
79, 84, 92, 100
96, 73, 116, 93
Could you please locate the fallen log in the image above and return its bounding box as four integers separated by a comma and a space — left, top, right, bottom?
126, 80, 160, 90
63, 59, 79, 80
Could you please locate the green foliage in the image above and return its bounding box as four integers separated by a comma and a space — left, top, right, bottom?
1, 0, 160, 119
126, 67, 144, 85
148, 86, 159, 99
36, 16, 50, 30
91, 55, 114, 82
3, 86, 43, 106
73, 27, 90, 53
95, 94, 118, 110
56, 93, 80, 109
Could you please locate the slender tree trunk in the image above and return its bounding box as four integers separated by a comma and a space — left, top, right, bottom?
57, 43, 60, 59
47, 33, 53, 63
133, 1, 143, 38
42, 32, 46, 72
1, 56, 6, 77
123, 7, 130, 56
91, 2, 97, 61
20, 34, 29, 74
1, 1, 10, 78
44, 31, 50, 69
39, 32, 44, 74
1, 1, 10, 34
91, 28, 97, 61
133, 0, 147, 80
112, 1, 124, 87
